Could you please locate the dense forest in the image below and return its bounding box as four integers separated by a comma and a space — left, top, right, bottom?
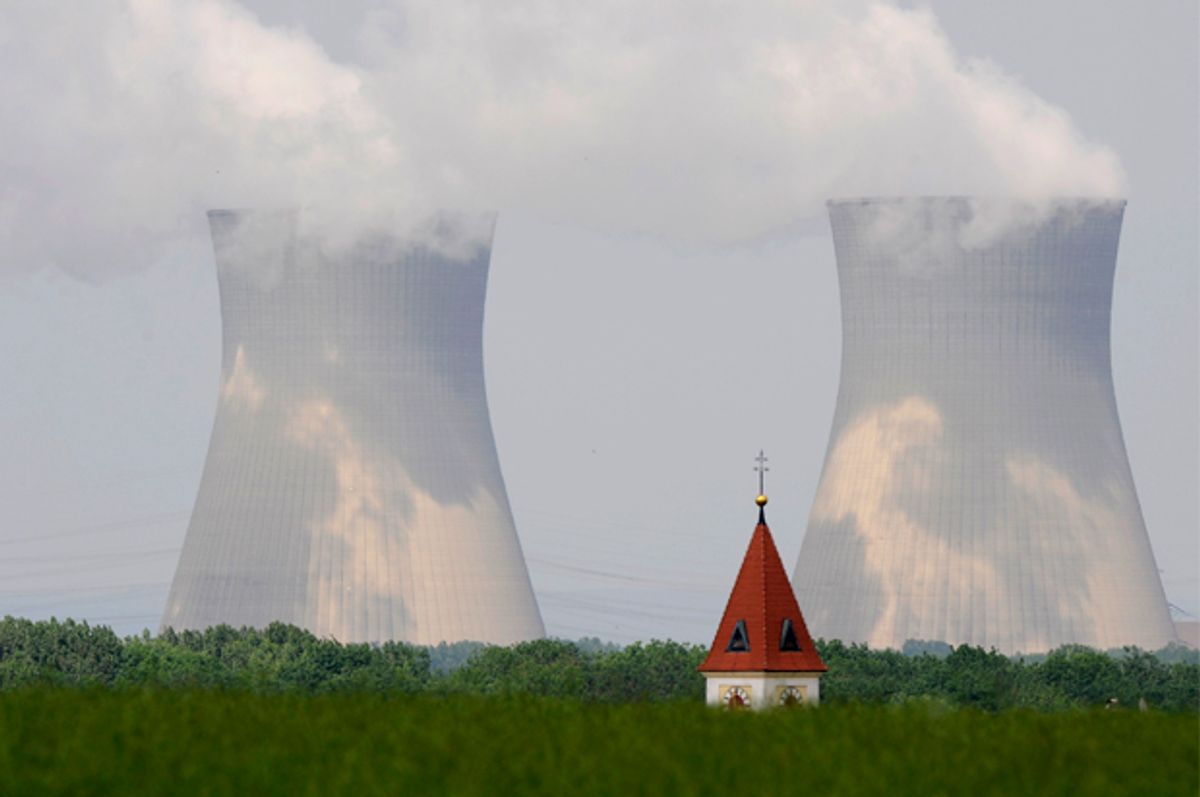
0, 617, 1195, 711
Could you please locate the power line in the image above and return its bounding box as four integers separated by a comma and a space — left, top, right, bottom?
527, 556, 716, 590
0, 548, 179, 580
0, 581, 170, 597
0, 510, 189, 547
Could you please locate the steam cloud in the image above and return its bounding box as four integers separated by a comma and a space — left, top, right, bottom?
1, 0, 1126, 277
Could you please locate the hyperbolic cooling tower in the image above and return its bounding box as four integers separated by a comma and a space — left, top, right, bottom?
163, 210, 545, 645
793, 197, 1175, 654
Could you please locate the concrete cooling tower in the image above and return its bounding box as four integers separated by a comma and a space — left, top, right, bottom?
793, 197, 1176, 654
163, 210, 545, 645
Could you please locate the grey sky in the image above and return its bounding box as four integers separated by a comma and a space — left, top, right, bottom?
0, 0, 1195, 642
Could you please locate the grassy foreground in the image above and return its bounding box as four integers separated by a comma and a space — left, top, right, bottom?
0, 690, 1195, 796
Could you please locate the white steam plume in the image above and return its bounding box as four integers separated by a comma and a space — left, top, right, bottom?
0, 0, 1126, 278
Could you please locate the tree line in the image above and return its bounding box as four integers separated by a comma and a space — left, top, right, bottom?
0, 617, 1195, 711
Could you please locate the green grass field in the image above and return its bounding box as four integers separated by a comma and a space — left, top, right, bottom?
0, 690, 1195, 796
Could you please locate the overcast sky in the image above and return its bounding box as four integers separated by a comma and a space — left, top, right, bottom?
0, 0, 1195, 642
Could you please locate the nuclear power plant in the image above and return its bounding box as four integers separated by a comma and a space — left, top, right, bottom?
162, 210, 545, 645
793, 197, 1176, 654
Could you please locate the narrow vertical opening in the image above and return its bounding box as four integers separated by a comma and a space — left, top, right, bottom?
780, 618, 801, 651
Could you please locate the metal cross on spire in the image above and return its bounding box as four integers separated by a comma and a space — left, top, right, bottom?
754, 450, 769, 510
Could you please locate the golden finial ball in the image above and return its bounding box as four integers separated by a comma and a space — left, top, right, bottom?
755, 494, 768, 507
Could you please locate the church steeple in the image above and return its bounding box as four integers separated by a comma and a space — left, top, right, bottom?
699, 459, 826, 708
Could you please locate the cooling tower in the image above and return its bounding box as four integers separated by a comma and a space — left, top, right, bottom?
163, 210, 545, 645
793, 197, 1175, 653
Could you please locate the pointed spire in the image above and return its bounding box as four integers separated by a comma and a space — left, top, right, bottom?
699, 493, 826, 674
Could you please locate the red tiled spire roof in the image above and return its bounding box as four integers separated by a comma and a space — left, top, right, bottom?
699, 508, 827, 673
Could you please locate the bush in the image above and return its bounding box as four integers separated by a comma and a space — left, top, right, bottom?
0, 617, 1195, 710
